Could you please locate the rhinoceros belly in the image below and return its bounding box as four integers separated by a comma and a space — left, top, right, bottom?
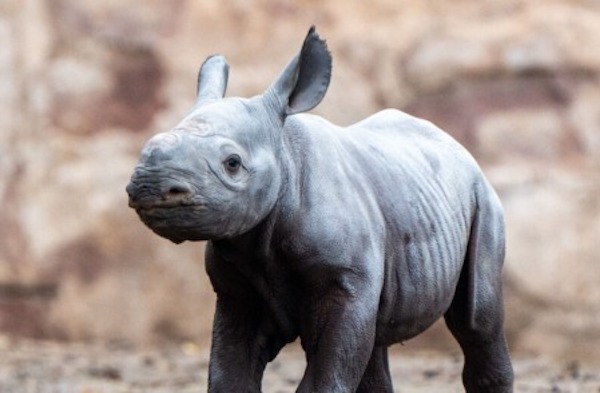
372, 154, 473, 345
375, 232, 468, 345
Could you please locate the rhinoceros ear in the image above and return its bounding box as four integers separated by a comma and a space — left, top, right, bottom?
268, 26, 332, 116
196, 55, 229, 105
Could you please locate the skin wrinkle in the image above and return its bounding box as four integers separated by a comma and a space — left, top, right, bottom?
412, 146, 472, 285
411, 161, 453, 283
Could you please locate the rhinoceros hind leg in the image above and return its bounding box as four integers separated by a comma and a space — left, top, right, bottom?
444, 193, 514, 392
445, 305, 513, 392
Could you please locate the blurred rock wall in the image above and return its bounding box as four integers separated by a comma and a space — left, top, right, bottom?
1, 0, 599, 361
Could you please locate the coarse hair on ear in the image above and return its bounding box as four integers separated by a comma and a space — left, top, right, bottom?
196, 55, 230, 105
266, 26, 332, 116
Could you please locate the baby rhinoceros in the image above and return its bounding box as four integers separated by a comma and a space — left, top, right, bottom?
126, 27, 513, 393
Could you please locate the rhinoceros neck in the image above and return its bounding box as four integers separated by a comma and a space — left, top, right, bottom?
275, 114, 331, 217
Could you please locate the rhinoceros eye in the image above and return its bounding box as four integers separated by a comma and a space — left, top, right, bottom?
224, 154, 242, 174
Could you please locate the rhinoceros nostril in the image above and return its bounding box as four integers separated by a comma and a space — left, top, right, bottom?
168, 185, 188, 195
162, 181, 193, 201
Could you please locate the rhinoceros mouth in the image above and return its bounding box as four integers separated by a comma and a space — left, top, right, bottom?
128, 189, 207, 210
133, 201, 207, 212
133, 203, 208, 223
134, 204, 211, 243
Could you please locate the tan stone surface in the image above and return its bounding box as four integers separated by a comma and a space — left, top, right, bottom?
0, 0, 598, 364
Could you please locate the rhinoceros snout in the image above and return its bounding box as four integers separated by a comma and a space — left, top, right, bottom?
126, 175, 195, 210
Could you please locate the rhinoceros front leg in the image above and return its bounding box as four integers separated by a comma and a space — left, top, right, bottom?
356, 346, 394, 393
208, 296, 285, 393
296, 271, 381, 393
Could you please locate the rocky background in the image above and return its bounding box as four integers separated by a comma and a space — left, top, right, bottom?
1, 0, 599, 366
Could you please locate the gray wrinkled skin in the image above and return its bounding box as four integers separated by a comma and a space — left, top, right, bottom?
127, 27, 514, 392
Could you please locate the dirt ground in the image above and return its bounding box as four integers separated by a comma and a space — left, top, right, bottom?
0, 337, 598, 393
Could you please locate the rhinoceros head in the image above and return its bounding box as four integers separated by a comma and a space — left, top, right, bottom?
126, 27, 331, 243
